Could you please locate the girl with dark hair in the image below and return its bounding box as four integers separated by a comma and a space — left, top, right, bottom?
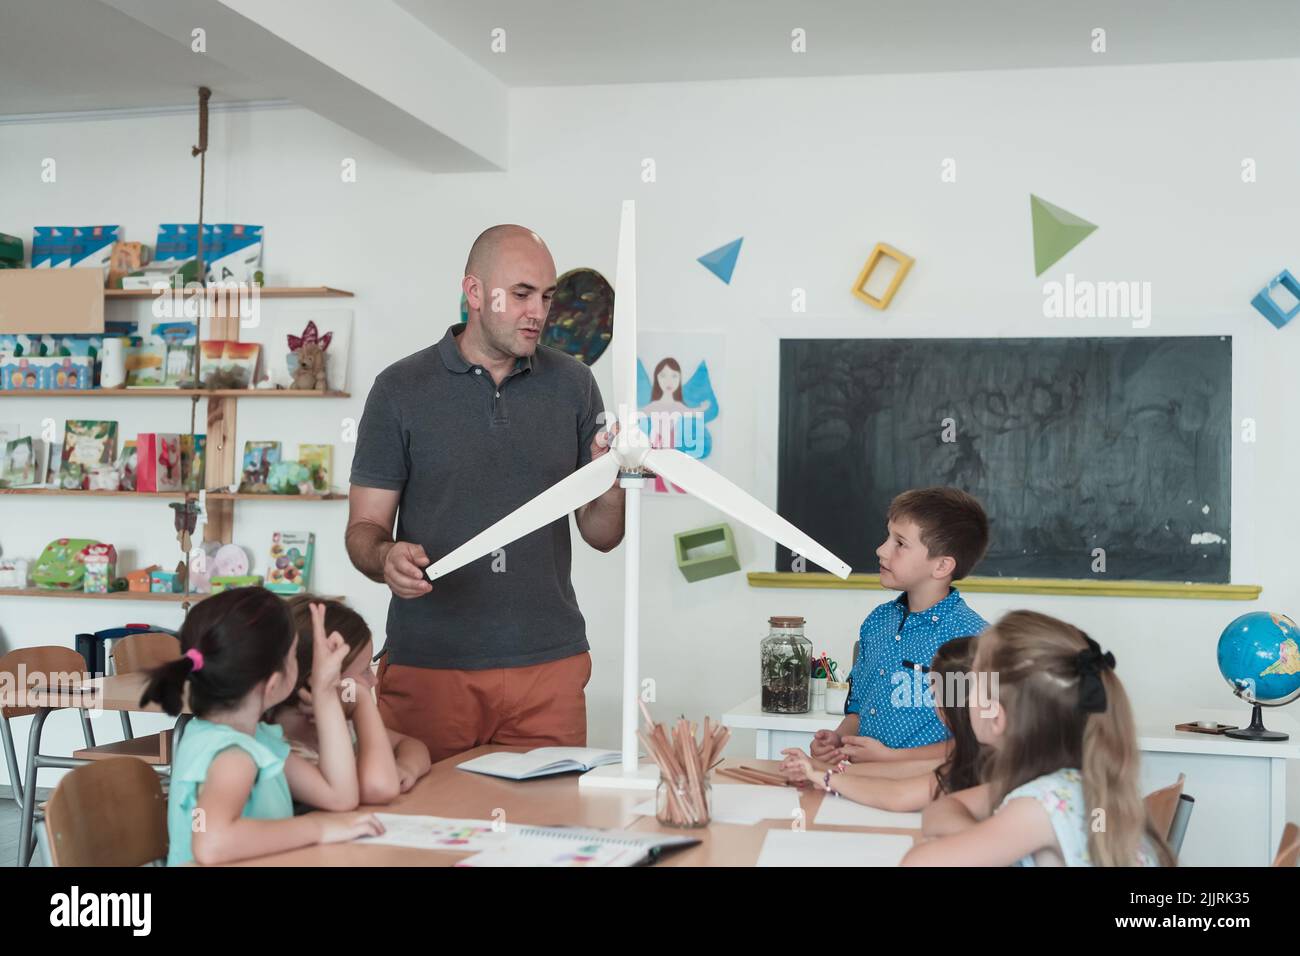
779, 636, 984, 810
141, 587, 384, 865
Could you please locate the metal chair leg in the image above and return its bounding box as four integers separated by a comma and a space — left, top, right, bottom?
1, 716, 24, 810
79, 710, 96, 749
119, 711, 134, 740
17, 708, 49, 867
33, 817, 51, 867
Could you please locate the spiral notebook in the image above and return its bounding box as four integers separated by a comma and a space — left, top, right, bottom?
455, 826, 699, 868
358, 815, 698, 866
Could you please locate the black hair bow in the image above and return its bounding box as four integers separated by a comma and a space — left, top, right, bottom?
1075, 635, 1116, 714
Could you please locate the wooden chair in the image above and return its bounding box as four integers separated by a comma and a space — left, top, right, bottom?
1272, 822, 1299, 867
0, 646, 99, 866
44, 757, 168, 866
1144, 773, 1185, 841
107, 632, 181, 741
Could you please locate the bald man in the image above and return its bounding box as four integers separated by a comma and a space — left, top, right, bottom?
346, 225, 624, 763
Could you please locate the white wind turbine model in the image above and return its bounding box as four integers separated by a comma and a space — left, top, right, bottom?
427, 200, 852, 788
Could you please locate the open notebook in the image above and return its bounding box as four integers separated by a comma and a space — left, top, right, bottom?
457, 747, 622, 780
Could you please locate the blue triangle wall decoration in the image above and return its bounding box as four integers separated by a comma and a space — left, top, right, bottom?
698, 237, 743, 284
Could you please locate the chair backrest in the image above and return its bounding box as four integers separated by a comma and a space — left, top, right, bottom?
0, 646, 93, 720
1167, 793, 1194, 858
1143, 773, 1186, 841
110, 632, 182, 675
1273, 822, 1299, 867
44, 757, 168, 866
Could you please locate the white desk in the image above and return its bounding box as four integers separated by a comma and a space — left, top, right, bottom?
723, 695, 1300, 866
723, 694, 839, 762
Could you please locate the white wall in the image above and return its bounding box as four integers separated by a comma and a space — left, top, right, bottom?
2, 57, 1298, 813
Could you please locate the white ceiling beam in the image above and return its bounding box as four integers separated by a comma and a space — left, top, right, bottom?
100, 0, 508, 171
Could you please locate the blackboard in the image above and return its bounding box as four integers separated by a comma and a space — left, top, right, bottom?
776, 336, 1232, 582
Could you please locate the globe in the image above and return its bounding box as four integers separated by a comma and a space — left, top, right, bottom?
1216, 612, 1300, 741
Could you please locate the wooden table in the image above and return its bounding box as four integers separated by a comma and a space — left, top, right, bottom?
5, 672, 190, 867
725, 691, 1300, 866
232, 747, 920, 866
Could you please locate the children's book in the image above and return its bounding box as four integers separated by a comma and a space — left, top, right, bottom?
2, 437, 46, 487
239, 440, 281, 491
456, 747, 622, 780
58, 420, 117, 490
297, 443, 332, 492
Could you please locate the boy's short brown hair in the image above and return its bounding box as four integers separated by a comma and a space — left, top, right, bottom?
887, 487, 989, 580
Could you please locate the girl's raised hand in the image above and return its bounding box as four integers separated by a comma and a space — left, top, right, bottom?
309, 602, 349, 692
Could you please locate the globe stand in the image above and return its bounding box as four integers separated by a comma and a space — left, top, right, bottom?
1225, 704, 1289, 741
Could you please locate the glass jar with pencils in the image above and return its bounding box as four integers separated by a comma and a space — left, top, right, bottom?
760, 615, 812, 714
655, 772, 712, 828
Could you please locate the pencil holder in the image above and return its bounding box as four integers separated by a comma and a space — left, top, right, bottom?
810, 676, 827, 711
656, 772, 712, 828
825, 680, 850, 715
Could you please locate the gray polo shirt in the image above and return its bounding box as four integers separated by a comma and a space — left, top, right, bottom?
350, 324, 605, 670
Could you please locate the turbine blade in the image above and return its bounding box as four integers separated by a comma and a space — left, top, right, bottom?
611, 200, 638, 423
643, 448, 852, 579
426, 454, 621, 580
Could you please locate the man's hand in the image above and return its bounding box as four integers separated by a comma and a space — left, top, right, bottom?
576, 424, 625, 552
383, 541, 433, 598
590, 424, 620, 477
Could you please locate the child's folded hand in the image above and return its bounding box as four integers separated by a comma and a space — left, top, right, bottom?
779, 748, 817, 785
810, 729, 842, 760
838, 735, 882, 762
396, 764, 420, 793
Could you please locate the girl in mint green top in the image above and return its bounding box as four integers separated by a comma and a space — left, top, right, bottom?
165, 719, 295, 866
142, 587, 384, 865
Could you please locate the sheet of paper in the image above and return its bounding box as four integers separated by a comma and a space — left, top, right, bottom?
356, 814, 510, 852
633, 783, 801, 825
456, 838, 642, 868
814, 798, 923, 829
756, 829, 915, 867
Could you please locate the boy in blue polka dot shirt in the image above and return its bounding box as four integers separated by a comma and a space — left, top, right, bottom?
811, 487, 990, 767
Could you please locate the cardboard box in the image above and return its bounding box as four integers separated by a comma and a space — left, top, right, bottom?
126, 565, 160, 592
0, 269, 105, 334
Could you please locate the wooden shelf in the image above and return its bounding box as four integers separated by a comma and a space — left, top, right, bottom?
0, 488, 194, 498
746, 572, 1262, 601
206, 492, 346, 501
0, 487, 346, 500
0, 388, 350, 398
0, 587, 200, 602
105, 286, 352, 299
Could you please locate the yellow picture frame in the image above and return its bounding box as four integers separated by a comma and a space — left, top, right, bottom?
851, 242, 915, 309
